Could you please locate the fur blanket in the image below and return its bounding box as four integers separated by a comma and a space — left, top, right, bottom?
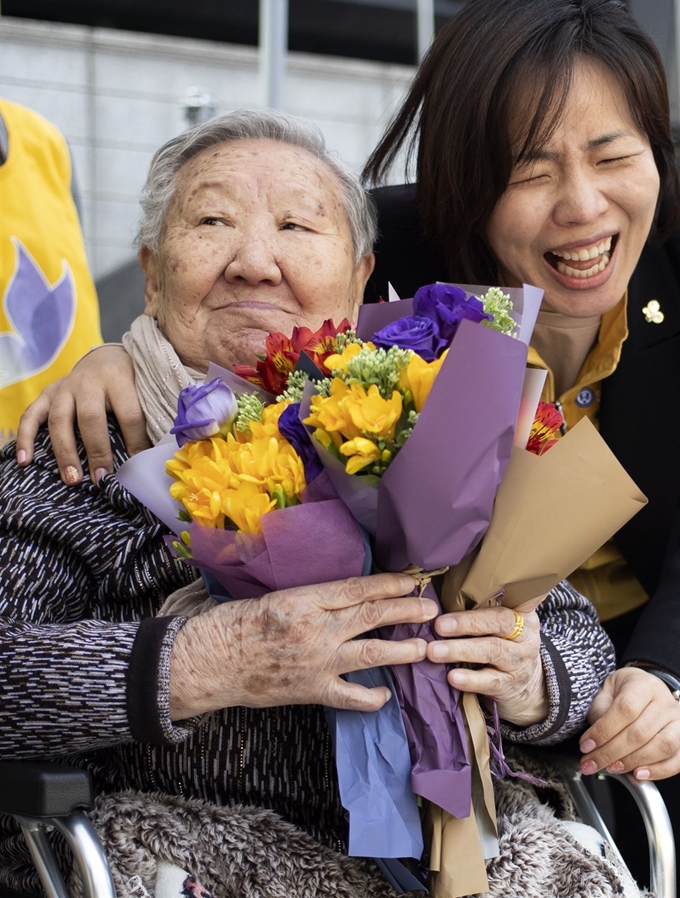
77, 760, 645, 898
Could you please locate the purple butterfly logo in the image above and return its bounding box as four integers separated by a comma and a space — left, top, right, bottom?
0, 238, 76, 389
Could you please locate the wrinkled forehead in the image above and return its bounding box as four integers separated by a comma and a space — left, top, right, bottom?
174, 137, 346, 210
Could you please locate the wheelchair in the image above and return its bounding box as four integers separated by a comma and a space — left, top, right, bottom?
0, 754, 675, 898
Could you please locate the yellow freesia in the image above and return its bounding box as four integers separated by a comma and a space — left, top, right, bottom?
221, 481, 276, 533
340, 436, 381, 474
166, 427, 306, 531
245, 400, 291, 441
312, 427, 334, 451
166, 435, 219, 479
324, 341, 374, 373
344, 383, 402, 439
168, 438, 242, 528
231, 436, 306, 502
398, 350, 448, 412
305, 379, 362, 441
305, 380, 402, 444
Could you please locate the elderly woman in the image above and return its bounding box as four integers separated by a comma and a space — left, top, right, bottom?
3, 110, 620, 898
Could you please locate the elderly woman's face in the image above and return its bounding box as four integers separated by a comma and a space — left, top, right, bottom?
486, 59, 660, 318
141, 139, 374, 371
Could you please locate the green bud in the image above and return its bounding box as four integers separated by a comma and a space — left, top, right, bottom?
235, 393, 266, 433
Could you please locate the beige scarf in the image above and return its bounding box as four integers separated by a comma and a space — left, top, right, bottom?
121, 314, 205, 446
122, 314, 215, 616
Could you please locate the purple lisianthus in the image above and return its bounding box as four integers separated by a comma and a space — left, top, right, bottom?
171, 378, 238, 447
413, 283, 492, 353
371, 315, 440, 361
278, 402, 323, 483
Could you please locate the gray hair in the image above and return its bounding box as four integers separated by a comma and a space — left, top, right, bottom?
136, 108, 377, 262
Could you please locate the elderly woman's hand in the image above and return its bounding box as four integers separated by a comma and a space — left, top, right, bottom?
579, 668, 680, 780
15, 344, 148, 484
169, 572, 437, 717
426, 599, 548, 727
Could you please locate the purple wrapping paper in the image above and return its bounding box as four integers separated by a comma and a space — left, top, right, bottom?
205, 361, 275, 403
185, 487, 366, 599
302, 295, 535, 820
358, 283, 543, 348
376, 319, 528, 572
357, 299, 414, 341
380, 585, 471, 819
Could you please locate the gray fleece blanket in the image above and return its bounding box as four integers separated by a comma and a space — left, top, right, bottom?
77, 762, 645, 898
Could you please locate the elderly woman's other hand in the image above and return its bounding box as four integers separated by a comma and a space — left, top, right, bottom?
15, 345, 149, 484
169, 572, 437, 717
426, 599, 548, 727
579, 668, 680, 780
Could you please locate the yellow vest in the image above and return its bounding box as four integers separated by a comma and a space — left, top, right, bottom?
0, 99, 102, 445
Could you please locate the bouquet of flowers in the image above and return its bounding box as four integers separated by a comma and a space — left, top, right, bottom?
116, 282, 647, 898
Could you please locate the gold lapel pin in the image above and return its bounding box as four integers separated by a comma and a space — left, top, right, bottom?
642, 300, 664, 324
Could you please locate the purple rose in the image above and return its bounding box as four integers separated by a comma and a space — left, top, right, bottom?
278, 402, 323, 484
413, 283, 492, 352
371, 315, 441, 361
171, 378, 238, 447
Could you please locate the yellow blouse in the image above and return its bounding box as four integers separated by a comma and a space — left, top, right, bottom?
527, 295, 648, 621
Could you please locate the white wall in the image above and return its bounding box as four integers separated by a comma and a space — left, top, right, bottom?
0, 16, 415, 280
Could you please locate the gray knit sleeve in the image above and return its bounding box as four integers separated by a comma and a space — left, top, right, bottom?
501, 580, 616, 746
0, 428, 199, 758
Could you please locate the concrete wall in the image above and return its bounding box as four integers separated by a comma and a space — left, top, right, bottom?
0, 16, 415, 286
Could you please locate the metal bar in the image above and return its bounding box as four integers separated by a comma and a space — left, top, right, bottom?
608, 773, 676, 898
259, 0, 289, 110
17, 818, 70, 898
548, 768, 630, 871
416, 0, 435, 60
50, 812, 116, 898
545, 756, 675, 898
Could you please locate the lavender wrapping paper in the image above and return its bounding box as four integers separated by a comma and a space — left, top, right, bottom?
325, 664, 424, 860
302, 293, 537, 820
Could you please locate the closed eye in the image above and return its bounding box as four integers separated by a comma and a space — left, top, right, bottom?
280, 221, 309, 231
509, 172, 550, 186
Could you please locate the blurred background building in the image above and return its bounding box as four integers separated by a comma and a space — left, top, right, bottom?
0, 0, 677, 338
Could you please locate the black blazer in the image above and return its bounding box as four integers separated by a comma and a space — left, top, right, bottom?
366, 184, 680, 676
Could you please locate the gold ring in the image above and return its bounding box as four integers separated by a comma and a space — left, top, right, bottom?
503, 610, 525, 641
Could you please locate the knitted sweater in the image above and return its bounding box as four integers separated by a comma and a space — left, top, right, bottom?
0, 424, 616, 888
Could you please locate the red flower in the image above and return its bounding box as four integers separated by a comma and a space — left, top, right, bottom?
526, 401, 564, 456
235, 318, 353, 394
